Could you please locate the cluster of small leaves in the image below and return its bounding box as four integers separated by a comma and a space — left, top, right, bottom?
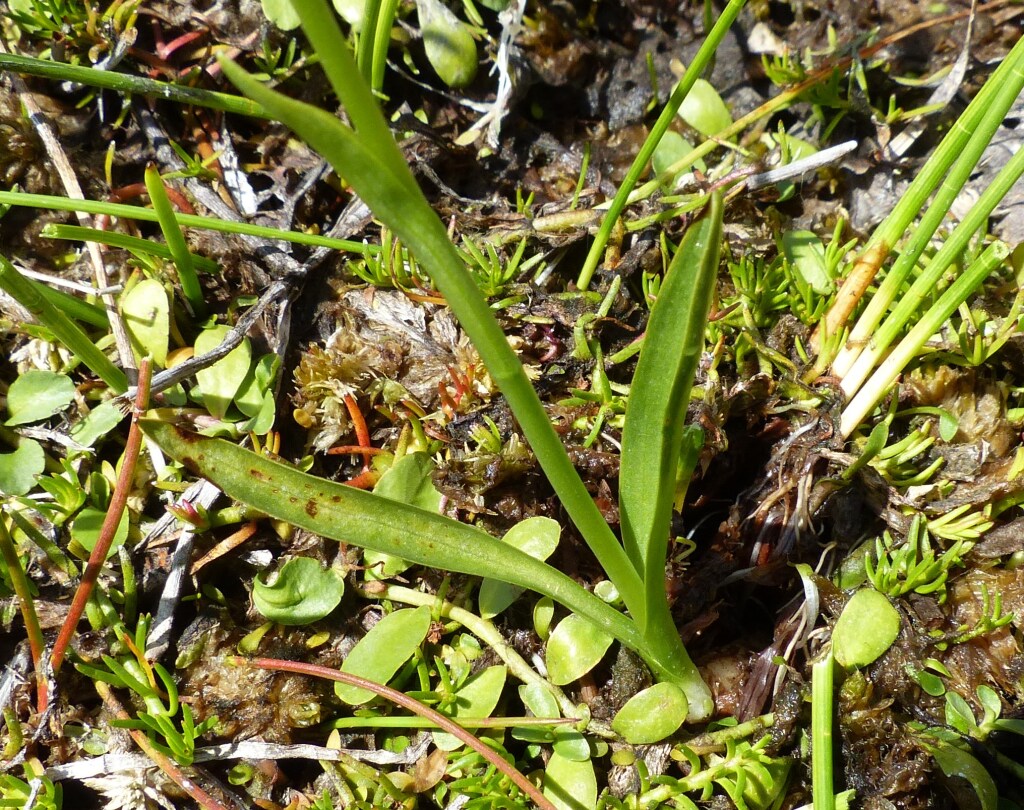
6, 0, 139, 66
597, 735, 790, 810
76, 622, 218, 766
707, 224, 846, 373
0, 764, 62, 810
864, 515, 971, 603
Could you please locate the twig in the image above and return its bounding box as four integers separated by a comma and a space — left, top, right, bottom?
49, 359, 153, 683
143, 480, 222, 660
189, 521, 259, 575
0, 41, 136, 376
239, 656, 557, 810
46, 737, 432, 781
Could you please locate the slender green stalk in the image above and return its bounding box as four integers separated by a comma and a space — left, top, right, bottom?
0, 256, 128, 392
356, 0, 384, 83
840, 240, 1009, 437
144, 165, 206, 317
219, 1, 649, 628
828, 34, 1024, 370
0, 52, 270, 118
371, 0, 402, 93
0, 190, 374, 255
0, 518, 46, 682
840, 139, 1024, 400
575, 0, 746, 289
9, 508, 78, 578
42, 224, 220, 273
812, 651, 835, 810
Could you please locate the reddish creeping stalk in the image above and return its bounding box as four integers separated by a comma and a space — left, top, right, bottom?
342, 392, 373, 470
48, 359, 153, 696
238, 655, 557, 810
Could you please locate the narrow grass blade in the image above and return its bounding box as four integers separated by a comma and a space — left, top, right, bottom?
576, 0, 746, 289
356, 0, 384, 83
840, 138, 1024, 400
289, 0, 422, 185
140, 420, 652, 666
0, 190, 373, 255
827, 34, 1024, 372
0, 256, 127, 392
144, 165, 205, 318
840, 240, 1009, 437
620, 193, 722, 595
0, 52, 270, 118
217, 27, 648, 624
31, 279, 109, 329
42, 224, 219, 273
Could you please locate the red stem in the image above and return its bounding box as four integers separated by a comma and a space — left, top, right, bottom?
50, 359, 153, 678
343, 393, 373, 470
239, 656, 556, 810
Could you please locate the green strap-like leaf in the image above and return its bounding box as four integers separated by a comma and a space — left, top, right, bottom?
619, 192, 723, 626
141, 419, 650, 665
217, 28, 648, 626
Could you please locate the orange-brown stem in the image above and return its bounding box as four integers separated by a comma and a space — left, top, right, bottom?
50, 359, 153, 678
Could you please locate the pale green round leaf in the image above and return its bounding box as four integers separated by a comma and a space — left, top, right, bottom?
676, 78, 732, 138
252, 557, 345, 626
782, 230, 833, 295
533, 596, 555, 641
261, 0, 301, 30
70, 507, 130, 559
833, 588, 900, 668
71, 400, 128, 448
120, 278, 170, 367
5, 370, 76, 426
433, 665, 507, 751
518, 682, 560, 719
0, 439, 45, 496
332, 0, 365, 28
417, 0, 478, 88
193, 325, 252, 420
551, 726, 591, 761
336, 606, 431, 705
544, 750, 597, 810
480, 516, 560, 618
651, 131, 704, 191
545, 614, 613, 686
611, 682, 688, 744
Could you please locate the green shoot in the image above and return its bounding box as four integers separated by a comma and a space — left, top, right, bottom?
575, 0, 746, 289
840, 240, 1009, 437
0, 51, 270, 118
143, 164, 206, 317
0, 190, 374, 255
826, 34, 1024, 364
